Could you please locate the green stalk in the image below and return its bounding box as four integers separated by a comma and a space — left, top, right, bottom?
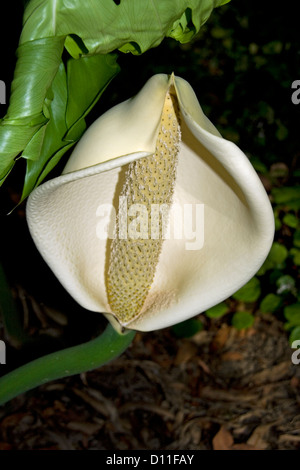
0, 323, 135, 405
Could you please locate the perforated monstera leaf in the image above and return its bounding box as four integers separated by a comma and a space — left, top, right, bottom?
22, 0, 231, 54
0, 0, 230, 201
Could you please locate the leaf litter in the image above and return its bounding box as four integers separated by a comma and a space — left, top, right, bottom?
0, 311, 299, 450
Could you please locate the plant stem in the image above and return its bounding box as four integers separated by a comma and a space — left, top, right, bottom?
0, 323, 135, 405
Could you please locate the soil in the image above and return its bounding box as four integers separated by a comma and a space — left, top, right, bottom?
0, 310, 300, 450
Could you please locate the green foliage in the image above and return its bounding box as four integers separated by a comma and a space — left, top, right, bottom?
0, 51, 120, 201
290, 248, 300, 266
0, 0, 229, 200
269, 243, 289, 265
259, 293, 282, 313
289, 326, 300, 345
172, 318, 204, 338
213, 143, 298, 338
276, 275, 296, 295
258, 242, 288, 275
283, 213, 299, 229
206, 302, 229, 318
24, 55, 120, 201
271, 187, 300, 211
232, 277, 261, 303
284, 303, 300, 329
231, 312, 254, 330
231, 180, 299, 338
294, 230, 300, 248
284, 304, 300, 344
0, 324, 135, 405
22, 0, 229, 54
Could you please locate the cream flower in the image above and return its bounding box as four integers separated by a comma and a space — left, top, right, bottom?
26, 74, 274, 332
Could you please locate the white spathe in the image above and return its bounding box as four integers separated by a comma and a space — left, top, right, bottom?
26, 74, 274, 332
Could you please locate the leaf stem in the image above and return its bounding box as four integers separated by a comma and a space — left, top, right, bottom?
0, 323, 135, 406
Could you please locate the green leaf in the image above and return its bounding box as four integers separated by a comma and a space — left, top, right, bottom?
20, 53, 120, 200
232, 277, 261, 303
1, 0, 230, 194
232, 312, 254, 330
257, 242, 288, 275
276, 275, 296, 295
283, 213, 299, 229
262, 41, 283, 55
294, 230, 300, 248
0, 37, 65, 180
65, 53, 119, 140
206, 302, 229, 318
20, 60, 70, 199
64, 34, 89, 59
268, 242, 288, 265
275, 120, 288, 141
271, 186, 300, 211
284, 303, 300, 329
290, 248, 300, 266
168, 7, 196, 43
7, 37, 65, 119
172, 318, 203, 338
21, 0, 230, 55
289, 326, 300, 345
259, 293, 282, 313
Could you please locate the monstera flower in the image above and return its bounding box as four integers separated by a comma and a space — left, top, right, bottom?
26, 74, 274, 333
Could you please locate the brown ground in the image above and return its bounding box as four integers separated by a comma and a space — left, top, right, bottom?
0, 311, 299, 450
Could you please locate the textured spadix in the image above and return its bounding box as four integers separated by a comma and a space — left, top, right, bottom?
26, 74, 274, 332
